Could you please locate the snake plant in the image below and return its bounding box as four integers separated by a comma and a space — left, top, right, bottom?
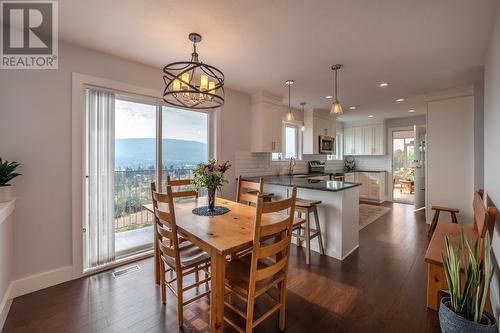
0, 158, 21, 186
441, 229, 494, 323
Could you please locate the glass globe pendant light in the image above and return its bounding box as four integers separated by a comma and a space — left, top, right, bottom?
300, 102, 306, 131
285, 80, 295, 121
163, 33, 224, 109
330, 64, 343, 115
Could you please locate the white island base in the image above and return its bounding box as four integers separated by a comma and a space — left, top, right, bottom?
264, 184, 360, 261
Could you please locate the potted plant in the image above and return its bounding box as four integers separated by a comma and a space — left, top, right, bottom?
192, 159, 231, 212
0, 158, 21, 203
440, 231, 498, 333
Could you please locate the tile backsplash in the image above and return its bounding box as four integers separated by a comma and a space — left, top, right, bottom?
235, 152, 344, 177
348, 155, 391, 171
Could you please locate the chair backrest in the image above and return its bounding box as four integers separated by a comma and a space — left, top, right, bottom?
236, 175, 264, 206
246, 187, 297, 299
152, 185, 182, 270
473, 189, 497, 238
167, 175, 198, 198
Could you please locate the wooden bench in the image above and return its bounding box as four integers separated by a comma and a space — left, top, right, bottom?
424, 189, 497, 310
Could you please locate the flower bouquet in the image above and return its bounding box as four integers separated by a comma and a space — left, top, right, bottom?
192, 159, 231, 212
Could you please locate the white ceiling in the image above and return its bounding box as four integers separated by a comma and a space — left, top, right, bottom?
58, 0, 499, 122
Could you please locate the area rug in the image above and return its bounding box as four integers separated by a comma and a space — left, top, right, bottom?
359, 204, 391, 230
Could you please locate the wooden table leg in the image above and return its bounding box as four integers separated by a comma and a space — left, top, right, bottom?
210, 252, 226, 332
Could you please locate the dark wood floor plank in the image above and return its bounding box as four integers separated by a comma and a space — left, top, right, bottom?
2, 203, 440, 333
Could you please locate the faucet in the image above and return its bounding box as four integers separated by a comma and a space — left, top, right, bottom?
288, 157, 296, 175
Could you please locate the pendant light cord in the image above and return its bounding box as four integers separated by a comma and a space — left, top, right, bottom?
288, 83, 291, 111
334, 69, 338, 100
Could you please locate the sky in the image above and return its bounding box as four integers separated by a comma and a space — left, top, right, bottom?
115, 99, 208, 143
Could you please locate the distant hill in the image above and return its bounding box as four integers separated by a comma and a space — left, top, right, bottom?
115, 138, 207, 169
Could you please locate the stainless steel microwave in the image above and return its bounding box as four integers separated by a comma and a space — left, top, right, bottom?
319, 135, 335, 154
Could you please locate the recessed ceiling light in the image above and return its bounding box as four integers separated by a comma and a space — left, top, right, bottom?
396, 98, 405, 102
349, 106, 357, 110
325, 95, 333, 99
408, 109, 415, 113
379, 82, 389, 87
368, 115, 374, 118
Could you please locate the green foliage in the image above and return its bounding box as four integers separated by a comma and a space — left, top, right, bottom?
0, 158, 21, 186
192, 159, 231, 191
441, 230, 494, 323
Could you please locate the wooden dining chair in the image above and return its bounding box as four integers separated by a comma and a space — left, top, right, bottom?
236, 175, 267, 206
152, 185, 211, 327
166, 175, 198, 198
224, 187, 297, 333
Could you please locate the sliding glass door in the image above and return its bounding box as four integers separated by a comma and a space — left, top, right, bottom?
161, 106, 209, 192
114, 98, 157, 258
84, 88, 213, 271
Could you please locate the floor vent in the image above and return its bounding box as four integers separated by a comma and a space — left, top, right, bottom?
112, 264, 141, 278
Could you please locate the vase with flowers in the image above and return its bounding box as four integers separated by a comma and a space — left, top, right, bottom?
192, 159, 231, 212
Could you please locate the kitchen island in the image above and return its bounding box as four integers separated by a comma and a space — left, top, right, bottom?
244, 175, 361, 260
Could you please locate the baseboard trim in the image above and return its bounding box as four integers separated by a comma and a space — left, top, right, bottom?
9, 265, 74, 300
0, 283, 13, 331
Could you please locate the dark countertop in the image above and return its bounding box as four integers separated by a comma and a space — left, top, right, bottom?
344, 170, 387, 173
242, 175, 361, 192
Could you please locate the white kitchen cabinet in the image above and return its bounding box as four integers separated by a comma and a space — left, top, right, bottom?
344, 127, 355, 155
354, 127, 364, 154
303, 109, 337, 154
345, 171, 386, 203
250, 92, 284, 153
343, 123, 385, 155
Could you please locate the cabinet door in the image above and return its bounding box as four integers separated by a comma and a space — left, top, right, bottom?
363, 126, 374, 155
345, 172, 355, 182
373, 124, 384, 155
354, 127, 364, 155
270, 104, 283, 153
344, 128, 355, 155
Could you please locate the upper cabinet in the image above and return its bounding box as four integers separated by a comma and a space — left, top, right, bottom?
303, 109, 337, 154
343, 123, 385, 155
250, 92, 284, 153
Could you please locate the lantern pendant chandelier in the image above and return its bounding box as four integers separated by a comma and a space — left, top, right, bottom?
285, 80, 295, 121
162, 33, 224, 109
330, 64, 343, 115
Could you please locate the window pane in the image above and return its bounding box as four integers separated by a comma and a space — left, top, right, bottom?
162, 106, 209, 189
114, 99, 157, 257
285, 126, 297, 159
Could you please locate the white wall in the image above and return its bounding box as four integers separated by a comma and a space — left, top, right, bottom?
426, 91, 475, 224
484, 7, 500, 322
0, 207, 14, 329
0, 42, 251, 281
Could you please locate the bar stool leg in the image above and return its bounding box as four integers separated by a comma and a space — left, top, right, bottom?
312, 206, 325, 255
305, 209, 311, 265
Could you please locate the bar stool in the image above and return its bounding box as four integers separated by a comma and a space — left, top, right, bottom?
292, 198, 325, 264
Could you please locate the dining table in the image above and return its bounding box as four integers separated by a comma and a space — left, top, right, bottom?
143, 196, 304, 332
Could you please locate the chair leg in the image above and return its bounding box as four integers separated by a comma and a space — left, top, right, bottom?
296, 211, 303, 247
313, 206, 325, 256
246, 297, 255, 333
279, 281, 287, 331
428, 210, 440, 237
176, 276, 184, 327
305, 210, 311, 265
195, 266, 200, 289
160, 261, 166, 305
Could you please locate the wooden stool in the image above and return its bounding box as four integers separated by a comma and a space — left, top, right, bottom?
428, 205, 459, 237
292, 198, 325, 264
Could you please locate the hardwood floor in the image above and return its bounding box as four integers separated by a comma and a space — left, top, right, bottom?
2, 203, 440, 333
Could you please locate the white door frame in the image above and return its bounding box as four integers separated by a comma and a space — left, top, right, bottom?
387, 126, 414, 203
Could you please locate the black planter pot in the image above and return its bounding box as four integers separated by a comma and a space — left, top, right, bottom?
439, 298, 498, 333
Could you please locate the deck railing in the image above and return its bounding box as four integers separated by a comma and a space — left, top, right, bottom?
114, 168, 197, 232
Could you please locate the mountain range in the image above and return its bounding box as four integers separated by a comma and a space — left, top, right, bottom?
115, 138, 207, 169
